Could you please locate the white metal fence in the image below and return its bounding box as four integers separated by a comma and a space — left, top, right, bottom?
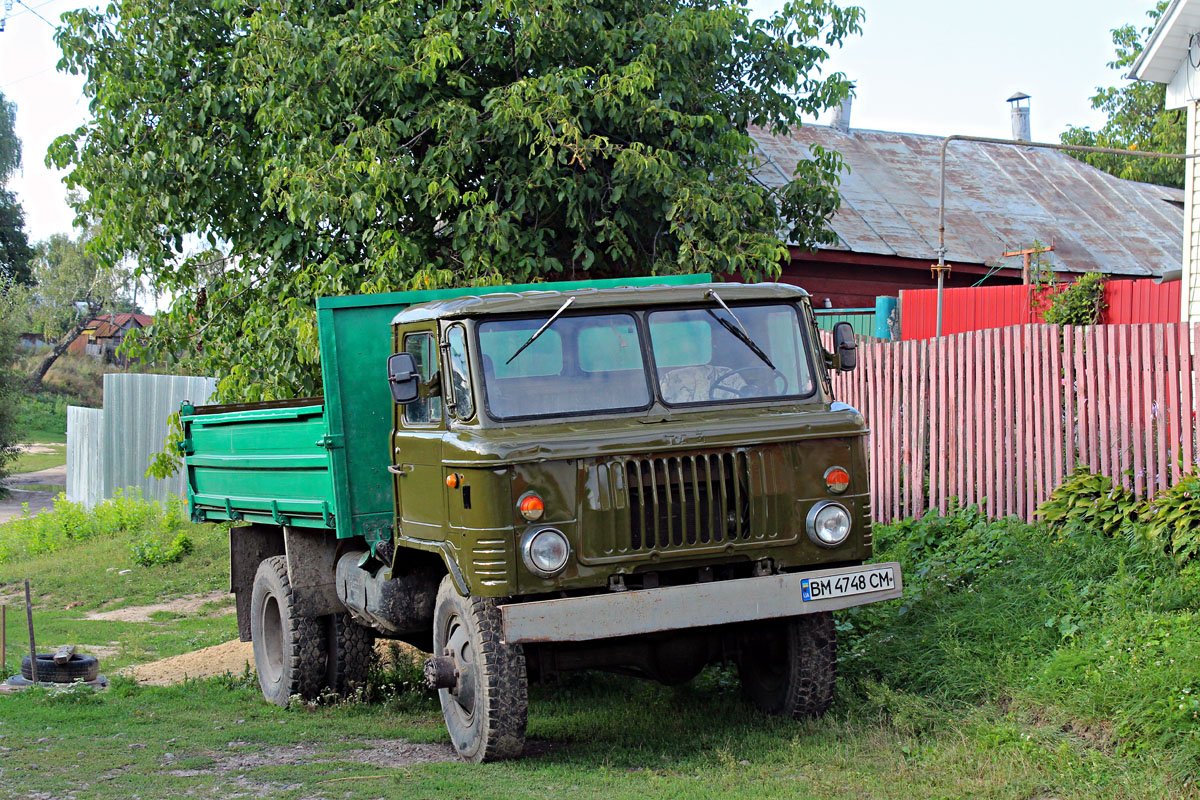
67, 373, 216, 507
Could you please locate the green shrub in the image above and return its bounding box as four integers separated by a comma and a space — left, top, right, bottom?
1140, 473, 1200, 565
130, 530, 194, 566
1037, 466, 1143, 537
1039, 270, 1107, 326
0, 490, 188, 564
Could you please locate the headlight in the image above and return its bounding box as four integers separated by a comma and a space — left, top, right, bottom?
806, 502, 851, 547
522, 527, 570, 577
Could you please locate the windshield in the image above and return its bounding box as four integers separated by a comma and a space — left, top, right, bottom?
648, 304, 814, 405
478, 314, 652, 420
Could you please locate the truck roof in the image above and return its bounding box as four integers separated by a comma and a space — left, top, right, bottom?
390, 281, 809, 325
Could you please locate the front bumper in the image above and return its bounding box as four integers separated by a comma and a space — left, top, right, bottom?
499, 562, 902, 644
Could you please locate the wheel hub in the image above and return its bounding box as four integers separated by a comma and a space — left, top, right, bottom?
443, 615, 476, 717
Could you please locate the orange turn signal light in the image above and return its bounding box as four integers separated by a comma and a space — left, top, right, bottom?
824, 466, 850, 494
519, 493, 545, 521
446, 473, 463, 489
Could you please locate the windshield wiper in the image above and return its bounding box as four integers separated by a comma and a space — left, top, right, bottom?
506, 296, 576, 365
704, 289, 776, 370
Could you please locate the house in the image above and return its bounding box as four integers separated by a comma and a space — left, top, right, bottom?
1127, 0, 1200, 324
752, 104, 1184, 309
18, 332, 49, 351
66, 312, 154, 364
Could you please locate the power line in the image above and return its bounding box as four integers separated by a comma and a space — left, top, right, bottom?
12, 0, 55, 28
6, 0, 66, 21
0, 64, 57, 90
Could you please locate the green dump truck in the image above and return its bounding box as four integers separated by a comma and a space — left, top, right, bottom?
182, 275, 902, 762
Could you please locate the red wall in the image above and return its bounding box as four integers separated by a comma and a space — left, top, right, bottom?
783, 250, 1020, 310
900, 278, 1180, 340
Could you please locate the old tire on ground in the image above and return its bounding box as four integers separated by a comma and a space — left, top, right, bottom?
21, 653, 100, 683
433, 576, 527, 762
323, 612, 375, 695
250, 555, 326, 705
738, 612, 836, 719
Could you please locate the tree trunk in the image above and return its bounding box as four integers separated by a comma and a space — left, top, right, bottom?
25, 315, 92, 392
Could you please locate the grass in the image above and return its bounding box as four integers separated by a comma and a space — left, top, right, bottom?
0, 672, 1187, 800
0, 514, 231, 671
9, 444, 66, 475
13, 393, 73, 444
0, 497, 1196, 798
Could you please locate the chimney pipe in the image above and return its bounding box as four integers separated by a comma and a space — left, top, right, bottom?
832, 87, 854, 132
1007, 91, 1031, 141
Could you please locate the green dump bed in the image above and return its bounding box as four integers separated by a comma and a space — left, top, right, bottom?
182, 274, 711, 537
183, 400, 335, 529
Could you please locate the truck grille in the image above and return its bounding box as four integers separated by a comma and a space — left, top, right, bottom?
626, 452, 750, 549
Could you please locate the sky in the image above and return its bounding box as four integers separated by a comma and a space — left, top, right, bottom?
0, 0, 1167, 245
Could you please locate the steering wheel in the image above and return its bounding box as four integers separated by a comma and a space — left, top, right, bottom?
709, 366, 787, 400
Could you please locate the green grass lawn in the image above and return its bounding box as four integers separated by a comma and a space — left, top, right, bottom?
14, 394, 72, 444
1, 519, 232, 671
0, 671, 1187, 800
0, 499, 1197, 799
9, 444, 67, 475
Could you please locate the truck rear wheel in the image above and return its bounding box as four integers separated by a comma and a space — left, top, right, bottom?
323, 612, 375, 695
251, 555, 326, 705
433, 577, 527, 762
738, 612, 836, 719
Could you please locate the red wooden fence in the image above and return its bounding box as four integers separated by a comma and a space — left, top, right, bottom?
830, 322, 1196, 523
899, 278, 1180, 341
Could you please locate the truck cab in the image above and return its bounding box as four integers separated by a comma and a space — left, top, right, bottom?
182, 277, 901, 762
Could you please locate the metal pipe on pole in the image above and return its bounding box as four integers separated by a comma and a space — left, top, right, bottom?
935, 136, 1200, 337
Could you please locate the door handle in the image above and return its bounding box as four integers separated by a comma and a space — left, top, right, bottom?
387, 464, 412, 476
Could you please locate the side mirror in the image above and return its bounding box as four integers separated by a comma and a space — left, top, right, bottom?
387, 352, 420, 404
832, 322, 857, 372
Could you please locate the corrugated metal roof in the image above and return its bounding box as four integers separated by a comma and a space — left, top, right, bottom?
754, 125, 1184, 277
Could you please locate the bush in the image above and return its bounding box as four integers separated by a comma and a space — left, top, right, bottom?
1139, 473, 1200, 565
1037, 467, 1143, 537
0, 490, 188, 564
130, 530, 194, 566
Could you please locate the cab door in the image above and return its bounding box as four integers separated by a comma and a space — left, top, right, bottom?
393, 328, 446, 541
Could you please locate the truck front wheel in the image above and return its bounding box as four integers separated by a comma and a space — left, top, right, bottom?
432, 577, 527, 762
250, 555, 326, 705
738, 612, 836, 719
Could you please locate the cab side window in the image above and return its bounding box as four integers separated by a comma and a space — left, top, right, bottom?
402, 332, 443, 426
446, 325, 474, 420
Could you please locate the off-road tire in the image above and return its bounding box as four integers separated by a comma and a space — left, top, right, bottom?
323, 612, 375, 695
250, 555, 326, 705
433, 576, 527, 762
738, 612, 836, 719
21, 653, 100, 683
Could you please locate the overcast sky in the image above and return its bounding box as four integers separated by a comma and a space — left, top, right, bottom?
0, 0, 1163, 245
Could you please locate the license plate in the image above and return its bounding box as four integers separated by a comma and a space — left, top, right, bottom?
801, 566, 896, 602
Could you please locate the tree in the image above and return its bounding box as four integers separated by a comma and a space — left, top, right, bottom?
1060, 1, 1184, 189
0, 90, 33, 285
17, 232, 136, 390
0, 280, 20, 490
51, 0, 862, 401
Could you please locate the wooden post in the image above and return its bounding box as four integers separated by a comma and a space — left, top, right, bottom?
1, 604, 6, 675
24, 580, 37, 684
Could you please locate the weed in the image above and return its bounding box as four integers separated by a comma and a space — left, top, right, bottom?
0, 490, 188, 564
130, 530, 194, 566
842, 505, 1200, 779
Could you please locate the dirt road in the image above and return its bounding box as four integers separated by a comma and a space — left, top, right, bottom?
1, 456, 67, 524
